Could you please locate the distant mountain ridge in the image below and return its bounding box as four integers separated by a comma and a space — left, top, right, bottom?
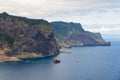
51, 21, 110, 47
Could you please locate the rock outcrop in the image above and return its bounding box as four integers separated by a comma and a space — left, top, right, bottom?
0, 12, 59, 61
51, 21, 110, 47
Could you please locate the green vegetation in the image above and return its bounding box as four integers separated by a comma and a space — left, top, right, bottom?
0, 28, 15, 48
51, 21, 110, 46
5, 35, 15, 48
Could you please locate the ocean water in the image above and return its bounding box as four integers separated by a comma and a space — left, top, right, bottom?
0, 40, 120, 80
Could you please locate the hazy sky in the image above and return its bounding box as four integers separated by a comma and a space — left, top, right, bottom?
0, 0, 120, 36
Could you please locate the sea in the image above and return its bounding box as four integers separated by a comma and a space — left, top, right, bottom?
0, 40, 120, 80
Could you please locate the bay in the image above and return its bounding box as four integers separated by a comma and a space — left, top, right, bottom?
0, 40, 120, 80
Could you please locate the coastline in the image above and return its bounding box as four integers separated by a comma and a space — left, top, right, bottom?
0, 53, 59, 63
60, 42, 111, 48
0, 41, 111, 63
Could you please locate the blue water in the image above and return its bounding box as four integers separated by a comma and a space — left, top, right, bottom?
0, 40, 120, 80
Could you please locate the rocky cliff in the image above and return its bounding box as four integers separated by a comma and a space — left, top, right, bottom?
51, 21, 110, 47
0, 12, 59, 62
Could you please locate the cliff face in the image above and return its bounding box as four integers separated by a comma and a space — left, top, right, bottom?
51, 21, 110, 47
0, 12, 59, 59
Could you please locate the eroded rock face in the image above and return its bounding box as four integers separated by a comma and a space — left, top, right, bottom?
0, 12, 59, 57
51, 21, 110, 46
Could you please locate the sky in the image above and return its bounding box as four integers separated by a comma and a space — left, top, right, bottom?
0, 0, 120, 38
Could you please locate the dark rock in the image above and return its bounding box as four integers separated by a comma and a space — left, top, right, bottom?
53, 57, 60, 63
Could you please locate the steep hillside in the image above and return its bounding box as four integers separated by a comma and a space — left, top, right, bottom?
0, 12, 59, 62
51, 21, 110, 47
